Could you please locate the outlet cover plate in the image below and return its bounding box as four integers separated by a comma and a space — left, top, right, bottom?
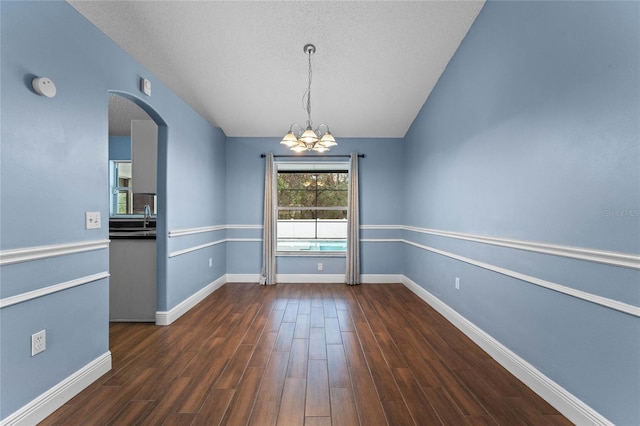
32, 330, 46, 356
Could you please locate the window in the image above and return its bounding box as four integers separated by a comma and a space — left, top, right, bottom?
276, 163, 348, 253
110, 161, 156, 216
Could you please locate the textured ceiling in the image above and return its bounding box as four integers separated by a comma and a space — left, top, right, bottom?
70, 1, 484, 138
108, 94, 151, 136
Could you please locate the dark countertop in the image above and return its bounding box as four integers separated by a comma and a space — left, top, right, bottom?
109, 219, 157, 239
109, 230, 156, 240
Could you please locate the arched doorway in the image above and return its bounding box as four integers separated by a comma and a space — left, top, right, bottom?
107, 91, 167, 324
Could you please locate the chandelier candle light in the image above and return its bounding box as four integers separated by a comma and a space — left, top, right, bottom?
280, 44, 337, 153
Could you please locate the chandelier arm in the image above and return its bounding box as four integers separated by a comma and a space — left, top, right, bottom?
316, 123, 330, 133
289, 122, 303, 136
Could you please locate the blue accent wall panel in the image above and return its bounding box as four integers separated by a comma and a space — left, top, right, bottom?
402, 1, 639, 424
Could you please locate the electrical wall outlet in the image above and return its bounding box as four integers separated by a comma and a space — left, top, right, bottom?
318, 263, 323, 271
455, 277, 460, 290
209, 258, 213, 267
31, 330, 46, 356
85, 212, 101, 229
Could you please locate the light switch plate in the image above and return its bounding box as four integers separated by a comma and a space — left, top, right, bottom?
85, 212, 101, 229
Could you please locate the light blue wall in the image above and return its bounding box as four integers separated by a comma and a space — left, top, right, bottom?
226, 137, 404, 277
164, 120, 227, 309
402, 1, 639, 424
108, 136, 131, 161
0, 1, 226, 419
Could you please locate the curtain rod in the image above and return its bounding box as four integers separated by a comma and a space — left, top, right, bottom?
260, 154, 365, 158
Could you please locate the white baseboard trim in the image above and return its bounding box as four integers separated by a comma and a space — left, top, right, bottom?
225, 274, 260, 283
155, 275, 226, 326
361, 274, 403, 283
0, 352, 112, 426
401, 276, 613, 426
277, 274, 345, 283
274, 274, 402, 284
224, 274, 401, 284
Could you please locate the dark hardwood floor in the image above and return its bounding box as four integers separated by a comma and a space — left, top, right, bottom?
42, 283, 572, 425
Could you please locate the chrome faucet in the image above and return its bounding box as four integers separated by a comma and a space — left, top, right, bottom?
143, 204, 151, 228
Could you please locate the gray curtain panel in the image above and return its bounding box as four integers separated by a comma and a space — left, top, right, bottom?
260, 152, 276, 285
345, 152, 361, 285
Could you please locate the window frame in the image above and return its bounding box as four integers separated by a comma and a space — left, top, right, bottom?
109, 160, 157, 218
275, 162, 349, 256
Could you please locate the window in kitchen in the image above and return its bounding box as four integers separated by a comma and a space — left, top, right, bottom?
110, 160, 156, 216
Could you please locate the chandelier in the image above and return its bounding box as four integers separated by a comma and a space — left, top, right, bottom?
280, 44, 337, 153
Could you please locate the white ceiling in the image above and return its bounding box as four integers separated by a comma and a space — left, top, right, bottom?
70, 1, 484, 138
108, 93, 151, 136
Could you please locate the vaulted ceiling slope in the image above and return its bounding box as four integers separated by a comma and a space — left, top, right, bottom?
69, 1, 485, 138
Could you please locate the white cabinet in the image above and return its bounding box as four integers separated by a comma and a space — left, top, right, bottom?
131, 119, 157, 194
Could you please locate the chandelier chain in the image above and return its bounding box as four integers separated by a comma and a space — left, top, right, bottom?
303, 49, 313, 128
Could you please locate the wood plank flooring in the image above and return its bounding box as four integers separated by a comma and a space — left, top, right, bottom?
42, 283, 572, 425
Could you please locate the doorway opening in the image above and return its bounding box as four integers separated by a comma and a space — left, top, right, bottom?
107, 92, 166, 324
